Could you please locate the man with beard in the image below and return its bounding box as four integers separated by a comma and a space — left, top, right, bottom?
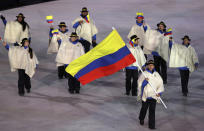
72, 7, 98, 53
1, 13, 31, 46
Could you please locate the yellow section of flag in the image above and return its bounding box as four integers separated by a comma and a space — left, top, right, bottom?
46, 15, 53, 20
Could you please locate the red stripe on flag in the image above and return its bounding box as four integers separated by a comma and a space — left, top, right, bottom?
47, 20, 53, 23
129, 41, 134, 47
85, 18, 89, 23
78, 54, 136, 85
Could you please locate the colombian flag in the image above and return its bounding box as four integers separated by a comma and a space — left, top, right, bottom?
165, 28, 172, 36
46, 16, 53, 23
65, 29, 136, 85
52, 29, 59, 35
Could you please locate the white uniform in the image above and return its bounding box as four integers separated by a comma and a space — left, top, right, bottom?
126, 44, 146, 69
56, 40, 85, 66
8, 46, 39, 78
169, 44, 199, 72
137, 70, 164, 102
72, 17, 98, 43
143, 29, 163, 54
156, 35, 171, 62
4, 21, 30, 45
127, 23, 150, 46
47, 30, 70, 54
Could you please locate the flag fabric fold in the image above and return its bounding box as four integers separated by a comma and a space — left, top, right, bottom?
65, 29, 136, 85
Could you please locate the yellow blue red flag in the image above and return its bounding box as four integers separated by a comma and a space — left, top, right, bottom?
65, 29, 136, 85
46, 16, 53, 23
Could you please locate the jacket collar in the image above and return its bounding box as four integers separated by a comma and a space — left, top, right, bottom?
146, 68, 155, 74
59, 29, 69, 34
69, 39, 79, 44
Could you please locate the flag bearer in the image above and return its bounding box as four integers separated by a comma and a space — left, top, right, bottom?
72, 7, 98, 53
137, 60, 164, 129
125, 35, 146, 96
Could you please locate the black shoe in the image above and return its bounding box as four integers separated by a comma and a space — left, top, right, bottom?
58, 77, 63, 79
75, 90, 80, 94
69, 90, 74, 94
132, 93, 137, 96
26, 89, 30, 93
183, 93, 188, 97
149, 127, 156, 130
140, 120, 144, 125
126, 93, 130, 96
19, 93, 24, 96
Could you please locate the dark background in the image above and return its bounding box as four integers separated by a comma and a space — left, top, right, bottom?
0, 0, 56, 11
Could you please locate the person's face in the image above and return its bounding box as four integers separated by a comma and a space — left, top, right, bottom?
137, 18, 143, 23
70, 36, 78, 42
60, 26, 66, 32
24, 41, 29, 47
133, 39, 139, 45
158, 24, 165, 31
17, 16, 23, 22
183, 39, 190, 45
81, 11, 88, 16
148, 64, 155, 71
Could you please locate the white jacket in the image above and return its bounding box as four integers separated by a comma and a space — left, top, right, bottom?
127, 23, 150, 46
126, 44, 146, 69
72, 17, 98, 43
4, 21, 30, 45
55, 40, 85, 66
169, 43, 199, 72
143, 29, 163, 54
47, 30, 70, 54
156, 35, 171, 62
137, 70, 164, 103
8, 46, 39, 78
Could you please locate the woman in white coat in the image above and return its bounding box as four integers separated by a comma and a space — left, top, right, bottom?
2, 38, 38, 96
1, 13, 31, 46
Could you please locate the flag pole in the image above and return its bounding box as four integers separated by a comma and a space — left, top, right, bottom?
137, 64, 167, 109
